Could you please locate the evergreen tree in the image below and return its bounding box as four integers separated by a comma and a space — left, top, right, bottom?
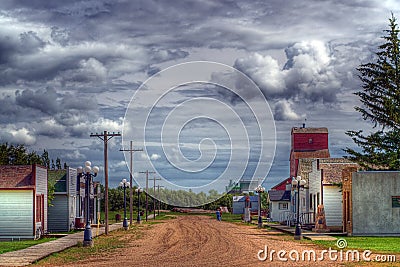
41, 150, 50, 168
56, 157, 62, 170
345, 14, 400, 169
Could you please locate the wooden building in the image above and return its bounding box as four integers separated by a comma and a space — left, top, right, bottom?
290, 126, 330, 177
0, 165, 47, 239
298, 158, 358, 231
268, 178, 292, 222
47, 168, 78, 232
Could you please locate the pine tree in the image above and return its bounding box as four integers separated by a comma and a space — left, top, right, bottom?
345, 14, 400, 169
41, 150, 50, 168
56, 157, 62, 170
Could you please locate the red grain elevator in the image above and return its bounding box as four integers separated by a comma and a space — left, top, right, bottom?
290, 125, 330, 177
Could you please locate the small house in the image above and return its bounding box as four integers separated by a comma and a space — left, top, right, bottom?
0, 165, 47, 239
47, 168, 77, 232
268, 178, 292, 222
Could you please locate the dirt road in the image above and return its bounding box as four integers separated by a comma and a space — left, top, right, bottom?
48, 216, 383, 267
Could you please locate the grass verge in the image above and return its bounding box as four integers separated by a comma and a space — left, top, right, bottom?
0, 238, 57, 254
310, 236, 400, 254
35, 225, 145, 266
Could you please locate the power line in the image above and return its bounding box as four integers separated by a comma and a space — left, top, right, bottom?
157, 185, 165, 216
149, 176, 161, 220
139, 170, 155, 221
90, 131, 121, 235
120, 141, 143, 226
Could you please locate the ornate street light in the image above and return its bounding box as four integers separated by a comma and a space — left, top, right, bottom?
292, 175, 306, 240
255, 185, 265, 228
77, 161, 99, 247
119, 179, 130, 230
135, 187, 142, 223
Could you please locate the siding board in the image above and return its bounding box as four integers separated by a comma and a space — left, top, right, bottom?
323, 186, 342, 227
0, 190, 33, 237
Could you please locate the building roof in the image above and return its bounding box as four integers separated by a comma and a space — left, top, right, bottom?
0, 165, 37, 188
291, 149, 330, 159
268, 190, 291, 201
271, 177, 292, 190
291, 127, 328, 134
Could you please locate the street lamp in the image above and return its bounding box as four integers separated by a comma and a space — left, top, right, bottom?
135, 187, 142, 223
292, 175, 306, 240
119, 179, 130, 230
255, 185, 265, 228
77, 161, 99, 247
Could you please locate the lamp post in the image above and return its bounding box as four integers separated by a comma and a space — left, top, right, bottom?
255, 185, 265, 228
77, 161, 99, 247
135, 187, 142, 223
292, 175, 306, 240
119, 179, 130, 230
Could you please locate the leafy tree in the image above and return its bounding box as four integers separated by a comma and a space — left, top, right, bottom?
345, 14, 400, 169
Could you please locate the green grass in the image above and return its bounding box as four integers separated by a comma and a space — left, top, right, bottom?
311, 237, 400, 254
35, 224, 144, 265
0, 238, 56, 254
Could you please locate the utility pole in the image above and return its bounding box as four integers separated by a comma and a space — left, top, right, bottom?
149, 176, 161, 220
120, 141, 143, 225
139, 170, 155, 221
90, 131, 121, 235
157, 185, 164, 216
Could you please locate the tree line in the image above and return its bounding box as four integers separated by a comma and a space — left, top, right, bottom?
106, 186, 268, 212
0, 143, 68, 169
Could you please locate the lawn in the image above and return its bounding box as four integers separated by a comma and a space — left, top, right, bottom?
0, 238, 56, 254
311, 236, 400, 254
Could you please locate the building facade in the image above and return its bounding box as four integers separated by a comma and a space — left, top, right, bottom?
47, 168, 78, 232
343, 170, 400, 236
0, 165, 47, 239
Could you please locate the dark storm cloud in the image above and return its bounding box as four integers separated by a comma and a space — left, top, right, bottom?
15, 87, 59, 114
0, 0, 398, 189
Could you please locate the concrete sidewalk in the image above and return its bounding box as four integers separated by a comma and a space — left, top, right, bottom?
265, 223, 337, 241
0, 223, 123, 267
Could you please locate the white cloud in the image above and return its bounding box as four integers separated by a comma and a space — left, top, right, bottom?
235, 53, 285, 95
274, 100, 304, 121
150, 153, 161, 161
0, 125, 36, 145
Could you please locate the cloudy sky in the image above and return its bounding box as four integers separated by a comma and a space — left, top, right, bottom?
0, 0, 399, 195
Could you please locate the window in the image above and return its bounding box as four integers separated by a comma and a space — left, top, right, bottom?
302, 197, 306, 207
308, 138, 313, 144
279, 203, 288, 210
309, 193, 313, 209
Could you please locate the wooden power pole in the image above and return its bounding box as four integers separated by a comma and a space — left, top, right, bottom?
149, 176, 161, 220
90, 131, 121, 235
120, 141, 143, 225
139, 170, 155, 221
